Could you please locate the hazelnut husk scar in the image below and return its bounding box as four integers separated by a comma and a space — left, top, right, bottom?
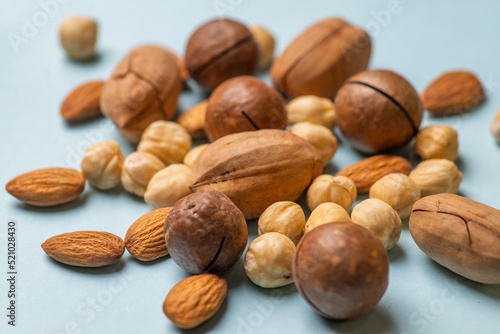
335, 69, 423, 154
101, 45, 182, 143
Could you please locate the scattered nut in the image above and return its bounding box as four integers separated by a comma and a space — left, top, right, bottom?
286, 95, 336, 129
144, 164, 192, 209
249, 24, 275, 71
409, 159, 462, 197
59, 16, 97, 61
415, 125, 458, 161
304, 202, 351, 234
490, 109, 500, 142
137, 120, 192, 166
289, 122, 338, 166
369, 173, 420, 219
60, 80, 104, 122
121, 152, 164, 197
351, 198, 402, 250
81, 140, 125, 190
177, 100, 208, 139
258, 201, 305, 244
244, 232, 296, 288
307, 175, 357, 212
183, 144, 209, 169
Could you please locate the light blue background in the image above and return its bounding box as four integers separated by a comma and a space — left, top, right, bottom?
2, 0, 500, 333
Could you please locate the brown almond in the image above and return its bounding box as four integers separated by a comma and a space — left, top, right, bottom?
177, 100, 207, 139
6, 167, 85, 207
61, 81, 104, 122
421, 71, 485, 115
125, 207, 172, 261
336, 155, 412, 193
163, 274, 227, 329
42, 231, 125, 267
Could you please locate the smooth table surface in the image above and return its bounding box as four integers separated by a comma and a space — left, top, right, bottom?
2, 1, 500, 333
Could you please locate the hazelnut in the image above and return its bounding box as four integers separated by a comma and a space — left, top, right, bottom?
144, 164, 192, 209
205, 76, 287, 142
258, 201, 305, 244
307, 175, 357, 212
137, 120, 191, 166
286, 95, 336, 129
490, 109, 500, 142
293, 221, 389, 320
304, 202, 351, 234
409, 159, 462, 197
185, 19, 259, 92
121, 152, 165, 196
164, 191, 248, 274
244, 233, 296, 288
415, 125, 458, 161
351, 198, 401, 250
81, 140, 125, 190
369, 173, 420, 219
289, 122, 338, 166
183, 144, 209, 169
335, 70, 423, 154
249, 25, 275, 71
59, 16, 97, 61
177, 100, 208, 139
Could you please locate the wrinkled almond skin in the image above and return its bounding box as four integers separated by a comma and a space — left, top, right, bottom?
421, 71, 485, 116
61, 80, 104, 122
177, 100, 208, 139
42, 231, 125, 267
6, 167, 85, 207
190, 130, 323, 219
337, 155, 412, 193
409, 194, 500, 284
163, 274, 227, 329
125, 207, 172, 261
271, 18, 371, 99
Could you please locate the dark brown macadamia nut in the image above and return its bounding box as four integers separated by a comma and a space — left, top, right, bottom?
292, 221, 389, 320
164, 191, 248, 274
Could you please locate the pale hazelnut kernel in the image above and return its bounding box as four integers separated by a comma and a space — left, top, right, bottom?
415, 125, 458, 161
409, 159, 462, 197
369, 173, 420, 219
307, 175, 357, 212
249, 25, 275, 71
289, 122, 338, 166
258, 201, 305, 244
121, 152, 165, 197
286, 95, 335, 129
144, 164, 192, 209
137, 121, 192, 166
304, 202, 350, 234
59, 16, 97, 61
244, 232, 296, 288
490, 109, 500, 142
183, 144, 210, 169
351, 198, 402, 250
81, 140, 124, 190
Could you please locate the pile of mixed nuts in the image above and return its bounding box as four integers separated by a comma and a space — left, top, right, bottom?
6, 14, 500, 330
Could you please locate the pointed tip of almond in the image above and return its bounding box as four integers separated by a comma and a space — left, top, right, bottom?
61, 80, 105, 122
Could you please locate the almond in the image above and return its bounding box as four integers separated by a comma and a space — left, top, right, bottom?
336, 155, 412, 193
6, 167, 85, 207
61, 80, 104, 122
177, 100, 207, 139
163, 274, 227, 329
421, 71, 485, 115
125, 207, 172, 261
42, 231, 125, 267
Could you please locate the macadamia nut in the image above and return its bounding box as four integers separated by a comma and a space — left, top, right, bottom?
415, 125, 458, 161
244, 232, 296, 288
490, 109, 500, 142
81, 140, 124, 190
183, 144, 209, 168
305, 202, 350, 234
121, 152, 165, 196
59, 16, 97, 61
289, 122, 338, 166
369, 173, 420, 219
287, 95, 336, 129
409, 159, 462, 197
351, 198, 402, 250
307, 175, 357, 212
249, 24, 275, 71
144, 164, 192, 209
258, 201, 305, 244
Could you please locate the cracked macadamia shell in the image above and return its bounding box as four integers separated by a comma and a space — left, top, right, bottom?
293, 221, 389, 320
164, 191, 247, 274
